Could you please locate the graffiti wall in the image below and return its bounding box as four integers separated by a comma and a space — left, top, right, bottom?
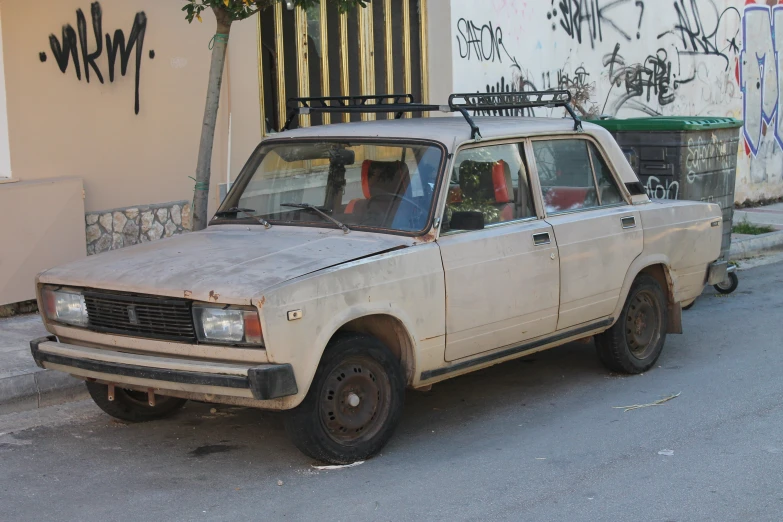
450, 0, 783, 204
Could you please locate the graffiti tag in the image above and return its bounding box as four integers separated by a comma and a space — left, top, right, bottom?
548, 0, 646, 49
740, 4, 783, 156
455, 18, 521, 70
40, 2, 152, 114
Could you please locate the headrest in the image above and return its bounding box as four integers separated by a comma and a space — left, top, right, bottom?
360, 160, 411, 199
458, 160, 513, 203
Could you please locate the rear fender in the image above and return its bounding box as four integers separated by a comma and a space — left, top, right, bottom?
613, 256, 682, 334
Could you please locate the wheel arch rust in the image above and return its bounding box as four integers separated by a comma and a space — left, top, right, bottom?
615, 259, 681, 335
333, 314, 417, 386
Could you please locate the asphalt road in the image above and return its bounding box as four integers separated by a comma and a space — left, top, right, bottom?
1, 260, 782, 521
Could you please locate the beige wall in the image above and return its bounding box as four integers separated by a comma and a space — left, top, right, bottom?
1, 0, 261, 214
426, 0, 453, 115
0, 177, 86, 305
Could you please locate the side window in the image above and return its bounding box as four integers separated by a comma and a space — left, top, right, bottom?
588, 143, 624, 206
532, 139, 598, 213
443, 143, 535, 233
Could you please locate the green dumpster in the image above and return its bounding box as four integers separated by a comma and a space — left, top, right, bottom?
588, 116, 743, 269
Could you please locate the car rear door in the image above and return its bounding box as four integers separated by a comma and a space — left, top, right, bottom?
438, 141, 560, 362
528, 137, 643, 331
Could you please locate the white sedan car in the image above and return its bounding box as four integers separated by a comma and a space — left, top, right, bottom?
31, 92, 726, 463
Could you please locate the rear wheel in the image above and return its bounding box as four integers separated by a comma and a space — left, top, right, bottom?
85, 381, 187, 422
595, 274, 668, 374
284, 333, 405, 464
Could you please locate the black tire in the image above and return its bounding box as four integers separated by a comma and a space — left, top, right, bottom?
284, 333, 406, 464
682, 299, 696, 310
713, 271, 739, 294
595, 274, 668, 374
85, 381, 187, 422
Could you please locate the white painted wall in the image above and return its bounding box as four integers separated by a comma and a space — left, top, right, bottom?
448, 0, 783, 204
0, 13, 12, 179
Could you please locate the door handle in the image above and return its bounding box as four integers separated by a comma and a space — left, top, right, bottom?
533, 232, 551, 246
621, 216, 636, 229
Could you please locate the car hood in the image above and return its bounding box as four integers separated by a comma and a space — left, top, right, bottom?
39, 226, 412, 305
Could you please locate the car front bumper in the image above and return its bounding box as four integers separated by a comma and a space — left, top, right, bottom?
30, 336, 298, 401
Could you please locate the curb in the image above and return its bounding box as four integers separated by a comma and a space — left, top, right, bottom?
0, 368, 88, 416
730, 230, 783, 260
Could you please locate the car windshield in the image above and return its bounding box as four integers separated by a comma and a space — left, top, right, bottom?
217, 140, 444, 234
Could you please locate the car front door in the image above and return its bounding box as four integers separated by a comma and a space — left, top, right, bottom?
438, 142, 560, 362
528, 137, 643, 331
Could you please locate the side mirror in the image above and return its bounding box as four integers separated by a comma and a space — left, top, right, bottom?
449, 211, 485, 231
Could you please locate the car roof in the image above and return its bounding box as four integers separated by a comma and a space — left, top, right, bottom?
261, 114, 643, 187
265, 116, 608, 147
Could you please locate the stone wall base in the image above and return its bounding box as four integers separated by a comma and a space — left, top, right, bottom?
85, 201, 191, 255
0, 300, 38, 318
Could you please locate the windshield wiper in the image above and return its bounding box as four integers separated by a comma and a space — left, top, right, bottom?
214, 207, 271, 229
280, 203, 350, 234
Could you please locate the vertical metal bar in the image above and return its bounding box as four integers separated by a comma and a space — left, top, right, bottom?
384, 0, 394, 119
274, 2, 286, 130
319, 2, 330, 125
366, 3, 376, 120
419, 0, 429, 111
357, 9, 367, 121
339, 11, 350, 123
358, 4, 375, 120
402, 0, 412, 118
295, 7, 310, 127
256, 14, 267, 136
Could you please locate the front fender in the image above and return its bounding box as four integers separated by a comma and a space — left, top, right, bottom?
258, 243, 445, 407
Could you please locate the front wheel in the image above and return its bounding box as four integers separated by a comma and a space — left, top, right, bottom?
595, 274, 668, 374
714, 271, 739, 294
284, 333, 405, 464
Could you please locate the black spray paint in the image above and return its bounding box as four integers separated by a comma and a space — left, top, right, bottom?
41, 2, 150, 114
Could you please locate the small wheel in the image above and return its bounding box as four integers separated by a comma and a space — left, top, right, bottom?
682, 299, 696, 310
85, 381, 187, 422
284, 333, 405, 464
595, 274, 668, 374
714, 271, 738, 294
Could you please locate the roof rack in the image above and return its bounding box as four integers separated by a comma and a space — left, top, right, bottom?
283, 94, 443, 131
283, 90, 583, 140
448, 90, 583, 137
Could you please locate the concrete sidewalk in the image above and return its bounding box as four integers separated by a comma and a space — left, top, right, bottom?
734, 202, 783, 231
731, 202, 783, 259
1, 202, 782, 415
0, 314, 87, 415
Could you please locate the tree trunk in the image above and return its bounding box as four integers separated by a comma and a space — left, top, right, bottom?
191, 9, 232, 232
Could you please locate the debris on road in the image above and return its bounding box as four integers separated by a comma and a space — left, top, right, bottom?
277, 480, 284, 486
311, 461, 365, 471
658, 449, 675, 456
614, 392, 681, 412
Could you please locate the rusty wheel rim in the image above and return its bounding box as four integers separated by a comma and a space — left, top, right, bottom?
626, 289, 661, 360
319, 356, 390, 446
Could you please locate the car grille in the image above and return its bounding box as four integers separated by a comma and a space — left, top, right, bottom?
83, 290, 196, 342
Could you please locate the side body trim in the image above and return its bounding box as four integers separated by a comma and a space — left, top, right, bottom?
421, 318, 613, 380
